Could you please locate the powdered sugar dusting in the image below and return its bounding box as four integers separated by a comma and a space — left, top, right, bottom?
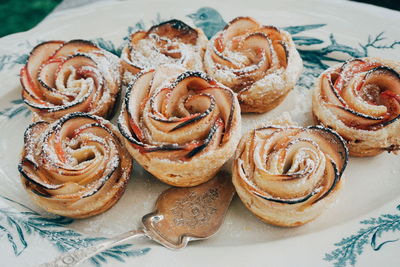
123, 21, 207, 72
19, 113, 132, 216
22, 41, 122, 120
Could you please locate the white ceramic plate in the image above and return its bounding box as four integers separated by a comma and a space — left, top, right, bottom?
1, 0, 399, 266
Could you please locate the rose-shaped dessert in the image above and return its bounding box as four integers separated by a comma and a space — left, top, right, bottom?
232, 118, 348, 226
121, 19, 207, 73
204, 17, 303, 113
20, 39, 136, 122
18, 113, 132, 218
118, 65, 241, 187
313, 58, 400, 156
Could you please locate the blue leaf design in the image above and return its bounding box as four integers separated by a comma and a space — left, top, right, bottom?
109, 244, 132, 250
101, 251, 125, 262
282, 24, 326, 35
28, 215, 74, 225
292, 36, 324, 46
0, 225, 19, 256
187, 7, 226, 39
14, 54, 29, 65
0, 99, 30, 119
89, 257, 101, 267
95, 254, 107, 263
0, 52, 29, 72
8, 106, 28, 119
10, 99, 24, 105
325, 204, 400, 266
371, 229, 398, 251
359, 32, 400, 56
6, 217, 27, 255
0, 195, 151, 266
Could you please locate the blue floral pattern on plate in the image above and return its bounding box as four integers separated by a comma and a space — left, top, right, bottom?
0, 6, 399, 267
325, 204, 400, 267
0, 195, 150, 266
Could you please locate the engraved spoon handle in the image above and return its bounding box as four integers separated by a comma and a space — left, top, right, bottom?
40, 229, 147, 267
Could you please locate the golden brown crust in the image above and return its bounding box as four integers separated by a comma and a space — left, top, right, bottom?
118, 65, 241, 187
121, 19, 207, 77
239, 89, 291, 113
232, 118, 348, 227
18, 113, 133, 218
204, 17, 302, 113
312, 57, 400, 157
20, 40, 125, 122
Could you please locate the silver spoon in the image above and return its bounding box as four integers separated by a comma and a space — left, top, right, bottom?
41, 172, 235, 266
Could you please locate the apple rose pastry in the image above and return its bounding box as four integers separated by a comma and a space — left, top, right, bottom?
313, 58, 400, 157
118, 65, 241, 187
204, 17, 302, 113
232, 121, 348, 227
20, 39, 135, 122
18, 113, 133, 218
121, 19, 207, 72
